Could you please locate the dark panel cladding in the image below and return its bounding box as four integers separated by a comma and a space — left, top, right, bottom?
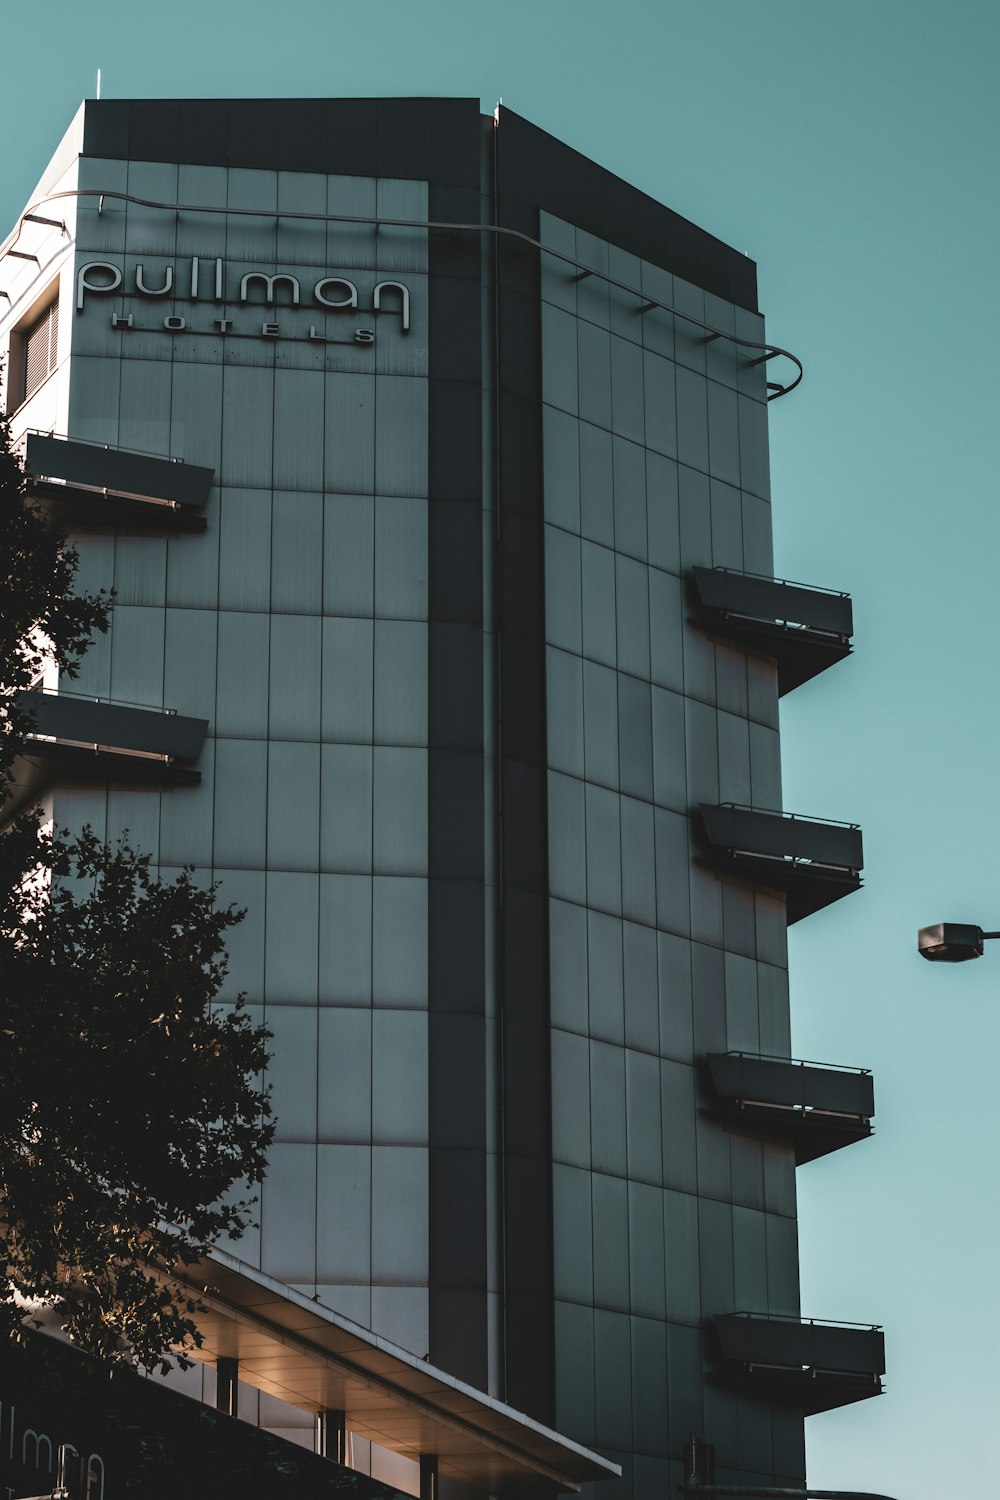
81, 98, 482, 188
176, 99, 234, 167
19, 690, 207, 761
26, 433, 213, 508
126, 99, 180, 165
707, 1054, 875, 1118
495, 107, 758, 311
229, 99, 280, 170
79, 97, 129, 158
493, 174, 557, 1427
691, 568, 853, 637
275, 98, 330, 175
427, 180, 488, 1395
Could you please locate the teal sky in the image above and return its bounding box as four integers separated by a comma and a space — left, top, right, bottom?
3, 3, 997, 1496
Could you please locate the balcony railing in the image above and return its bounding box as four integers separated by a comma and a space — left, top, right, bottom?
698, 804, 863, 923
713, 1313, 885, 1414
705, 1051, 874, 1163
690, 566, 853, 694
24, 431, 212, 532
4, 690, 208, 823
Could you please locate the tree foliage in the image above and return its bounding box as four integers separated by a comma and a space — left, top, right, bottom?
0, 397, 273, 1372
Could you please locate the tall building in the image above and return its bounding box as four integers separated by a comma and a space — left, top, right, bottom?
1, 99, 883, 1500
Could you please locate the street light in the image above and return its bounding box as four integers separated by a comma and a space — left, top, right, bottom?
917, 922, 1000, 962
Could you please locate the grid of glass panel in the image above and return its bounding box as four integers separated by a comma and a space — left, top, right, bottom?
53, 157, 433, 1450
539, 212, 805, 1495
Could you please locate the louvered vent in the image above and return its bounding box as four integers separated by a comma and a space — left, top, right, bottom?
22, 297, 58, 402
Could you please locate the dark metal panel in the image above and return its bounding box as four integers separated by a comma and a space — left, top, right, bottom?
714, 1315, 885, 1376
20, 690, 207, 761
177, 100, 232, 166
229, 99, 278, 169
429, 383, 481, 501
707, 1055, 874, 1117
26, 434, 213, 508
429, 751, 484, 879
429, 626, 483, 747
430, 1015, 487, 1149
691, 568, 853, 636
428, 1145, 488, 1280
493, 167, 556, 1426
81, 98, 130, 158
377, 98, 427, 179
700, 805, 863, 871
127, 99, 179, 163
429, 281, 483, 382
496, 107, 758, 311
427, 171, 489, 1397
428, 878, 485, 1018
326, 99, 378, 176
275, 99, 329, 173
422, 100, 483, 189
81, 97, 481, 182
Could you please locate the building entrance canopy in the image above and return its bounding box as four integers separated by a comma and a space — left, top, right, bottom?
157, 1249, 620, 1494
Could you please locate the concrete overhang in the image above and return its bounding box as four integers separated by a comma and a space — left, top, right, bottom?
158, 1249, 620, 1494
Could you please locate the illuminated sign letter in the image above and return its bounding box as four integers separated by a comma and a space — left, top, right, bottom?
76, 261, 122, 311
313, 278, 358, 310
136, 264, 174, 297
87, 1452, 106, 1500
240, 272, 300, 305
22, 1429, 53, 1470
373, 280, 410, 334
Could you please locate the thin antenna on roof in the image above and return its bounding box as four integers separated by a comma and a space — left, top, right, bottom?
494, 96, 502, 124
96, 68, 101, 100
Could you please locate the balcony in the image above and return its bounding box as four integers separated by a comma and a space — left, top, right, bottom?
690, 566, 852, 693
24, 432, 212, 532
698, 804, 863, 922
705, 1052, 874, 1163
713, 1313, 884, 1414
4, 690, 208, 823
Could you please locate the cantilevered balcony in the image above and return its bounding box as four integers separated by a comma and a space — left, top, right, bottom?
24, 432, 212, 532
690, 566, 852, 693
705, 1052, 874, 1163
698, 803, 863, 922
4, 690, 208, 823
713, 1313, 884, 1414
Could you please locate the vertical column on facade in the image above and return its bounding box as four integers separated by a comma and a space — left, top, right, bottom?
426, 158, 490, 1394
492, 157, 556, 1429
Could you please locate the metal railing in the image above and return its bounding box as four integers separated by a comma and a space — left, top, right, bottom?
723, 1050, 871, 1077
707, 566, 849, 600
715, 803, 861, 832
0, 186, 803, 400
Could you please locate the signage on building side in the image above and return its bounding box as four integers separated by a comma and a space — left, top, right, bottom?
76, 258, 411, 344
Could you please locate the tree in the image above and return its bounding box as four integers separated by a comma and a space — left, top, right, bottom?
0, 395, 273, 1374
